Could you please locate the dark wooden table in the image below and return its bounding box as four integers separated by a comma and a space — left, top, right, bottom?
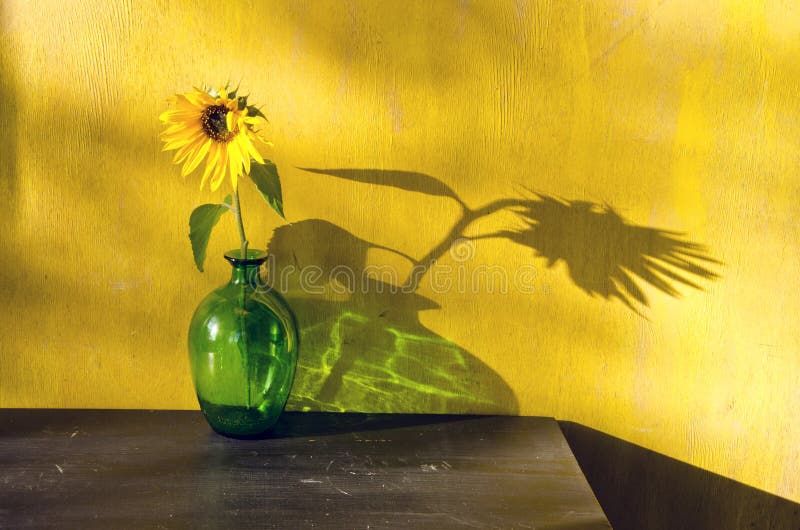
0, 410, 610, 529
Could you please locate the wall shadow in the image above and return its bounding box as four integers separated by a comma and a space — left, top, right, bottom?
266, 219, 519, 415
299, 168, 721, 314
560, 422, 800, 530
0, 94, 204, 405
264, 168, 722, 414
0, 3, 18, 217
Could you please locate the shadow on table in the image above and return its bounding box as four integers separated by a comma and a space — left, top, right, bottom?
559, 422, 800, 530
265, 411, 479, 439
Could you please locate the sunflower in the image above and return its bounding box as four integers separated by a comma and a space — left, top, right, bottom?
159, 87, 267, 191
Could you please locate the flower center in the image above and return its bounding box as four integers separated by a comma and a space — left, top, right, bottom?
200, 105, 235, 143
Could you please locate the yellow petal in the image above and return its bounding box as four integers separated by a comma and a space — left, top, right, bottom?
240, 133, 264, 164
181, 139, 212, 177
160, 122, 192, 136
227, 140, 242, 183
200, 144, 221, 190
183, 91, 209, 107
160, 127, 194, 141
254, 132, 274, 147
162, 131, 202, 152
236, 138, 252, 174
172, 133, 205, 164
191, 87, 215, 105
159, 108, 201, 122
174, 94, 204, 109
210, 148, 229, 191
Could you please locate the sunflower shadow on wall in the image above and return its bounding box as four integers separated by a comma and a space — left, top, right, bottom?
300, 168, 721, 313
265, 169, 720, 412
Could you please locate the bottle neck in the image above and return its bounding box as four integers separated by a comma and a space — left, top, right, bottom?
224, 249, 268, 288
229, 264, 263, 287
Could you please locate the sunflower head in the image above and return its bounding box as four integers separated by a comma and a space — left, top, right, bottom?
160, 86, 269, 191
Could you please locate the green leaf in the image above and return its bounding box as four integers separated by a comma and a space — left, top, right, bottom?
237, 95, 248, 110
246, 105, 266, 120
189, 195, 232, 272
248, 160, 285, 220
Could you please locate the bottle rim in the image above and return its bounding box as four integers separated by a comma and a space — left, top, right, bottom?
223, 249, 268, 266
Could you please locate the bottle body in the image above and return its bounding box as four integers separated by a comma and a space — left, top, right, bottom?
188, 251, 298, 436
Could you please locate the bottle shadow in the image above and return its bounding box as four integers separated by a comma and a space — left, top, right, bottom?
266, 219, 520, 415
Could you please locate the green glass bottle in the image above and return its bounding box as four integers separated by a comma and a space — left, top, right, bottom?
188, 250, 298, 437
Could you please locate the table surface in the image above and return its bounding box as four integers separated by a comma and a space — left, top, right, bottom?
0, 410, 610, 529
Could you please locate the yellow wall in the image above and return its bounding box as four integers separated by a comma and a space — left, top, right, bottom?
1, 0, 799, 502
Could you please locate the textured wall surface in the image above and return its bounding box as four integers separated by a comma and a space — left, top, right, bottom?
1, 0, 798, 502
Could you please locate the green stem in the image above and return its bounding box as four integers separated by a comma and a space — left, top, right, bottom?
232, 187, 251, 408
232, 188, 249, 259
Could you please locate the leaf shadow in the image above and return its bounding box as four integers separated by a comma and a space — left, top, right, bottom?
298, 167, 467, 206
